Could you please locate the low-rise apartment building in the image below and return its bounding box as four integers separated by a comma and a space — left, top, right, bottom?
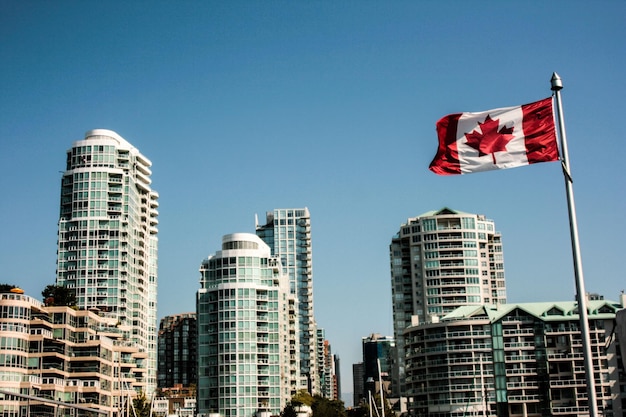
0, 290, 147, 416
404, 297, 626, 417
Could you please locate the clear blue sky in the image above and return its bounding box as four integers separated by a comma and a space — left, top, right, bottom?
2, 0, 625, 403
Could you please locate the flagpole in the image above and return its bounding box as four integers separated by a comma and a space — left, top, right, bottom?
550, 72, 599, 417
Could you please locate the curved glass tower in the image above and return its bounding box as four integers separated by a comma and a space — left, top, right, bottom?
196, 233, 294, 417
55, 129, 159, 393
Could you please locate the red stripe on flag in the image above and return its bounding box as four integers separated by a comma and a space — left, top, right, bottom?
430, 113, 462, 175
521, 97, 559, 164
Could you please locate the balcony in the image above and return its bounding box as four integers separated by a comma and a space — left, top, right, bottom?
505, 367, 538, 376
549, 378, 585, 388
507, 394, 540, 402
506, 380, 539, 389
552, 405, 588, 414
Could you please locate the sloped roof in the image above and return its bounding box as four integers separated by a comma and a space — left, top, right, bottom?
439, 300, 621, 324
442, 305, 491, 320
416, 207, 475, 218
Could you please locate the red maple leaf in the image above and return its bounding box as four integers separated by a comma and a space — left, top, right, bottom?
464, 115, 514, 164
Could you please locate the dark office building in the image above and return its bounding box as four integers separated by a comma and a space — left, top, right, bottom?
362, 334, 396, 399
352, 362, 364, 408
157, 313, 197, 388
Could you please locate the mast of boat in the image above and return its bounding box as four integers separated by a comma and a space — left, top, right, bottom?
377, 359, 385, 417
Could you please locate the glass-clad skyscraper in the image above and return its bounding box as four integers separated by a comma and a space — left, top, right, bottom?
196, 233, 294, 417
390, 207, 506, 395
256, 208, 317, 393
55, 129, 159, 393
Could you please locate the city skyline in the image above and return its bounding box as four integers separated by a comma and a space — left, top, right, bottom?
2, 1, 625, 404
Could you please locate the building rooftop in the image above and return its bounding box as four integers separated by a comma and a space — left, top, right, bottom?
437, 299, 623, 324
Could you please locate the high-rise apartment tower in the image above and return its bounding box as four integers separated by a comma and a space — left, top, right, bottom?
256, 208, 317, 393
55, 129, 159, 393
390, 207, 506, 395
317, 329, 339, 400
196, 233, 296, 416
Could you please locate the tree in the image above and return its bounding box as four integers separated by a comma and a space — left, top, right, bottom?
42, 284, 77, 307
282, 391, 349, 417
0, 284, 18, 293
292, 390, 314, 407
131, 392, 151, 417
346, 407, 367, 417
312, 395, 346, 417
281, 403, 298, 417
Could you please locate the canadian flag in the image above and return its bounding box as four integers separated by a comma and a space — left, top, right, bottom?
429, 97, 559, 175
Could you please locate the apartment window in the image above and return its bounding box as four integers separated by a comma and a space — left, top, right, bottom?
422, 219, 436, 231
462, 217, 475, 229
425, 261, 439, 269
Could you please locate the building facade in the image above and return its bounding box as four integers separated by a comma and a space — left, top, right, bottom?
403, 298, 626, 417
158, 313, 197, 389
361, 334, 395, 401
317, 331, 339, 401
196, 233, 295, 417
152, 385, 197, 417
334, 354, 341, 403
390, 207, 506, 395
55, 129, 159, 393
352, 363, 364, 408
0, 290, 146, 417
256, 208, 317, 393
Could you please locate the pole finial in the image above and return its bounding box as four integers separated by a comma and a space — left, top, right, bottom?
551, 72, 563, 91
